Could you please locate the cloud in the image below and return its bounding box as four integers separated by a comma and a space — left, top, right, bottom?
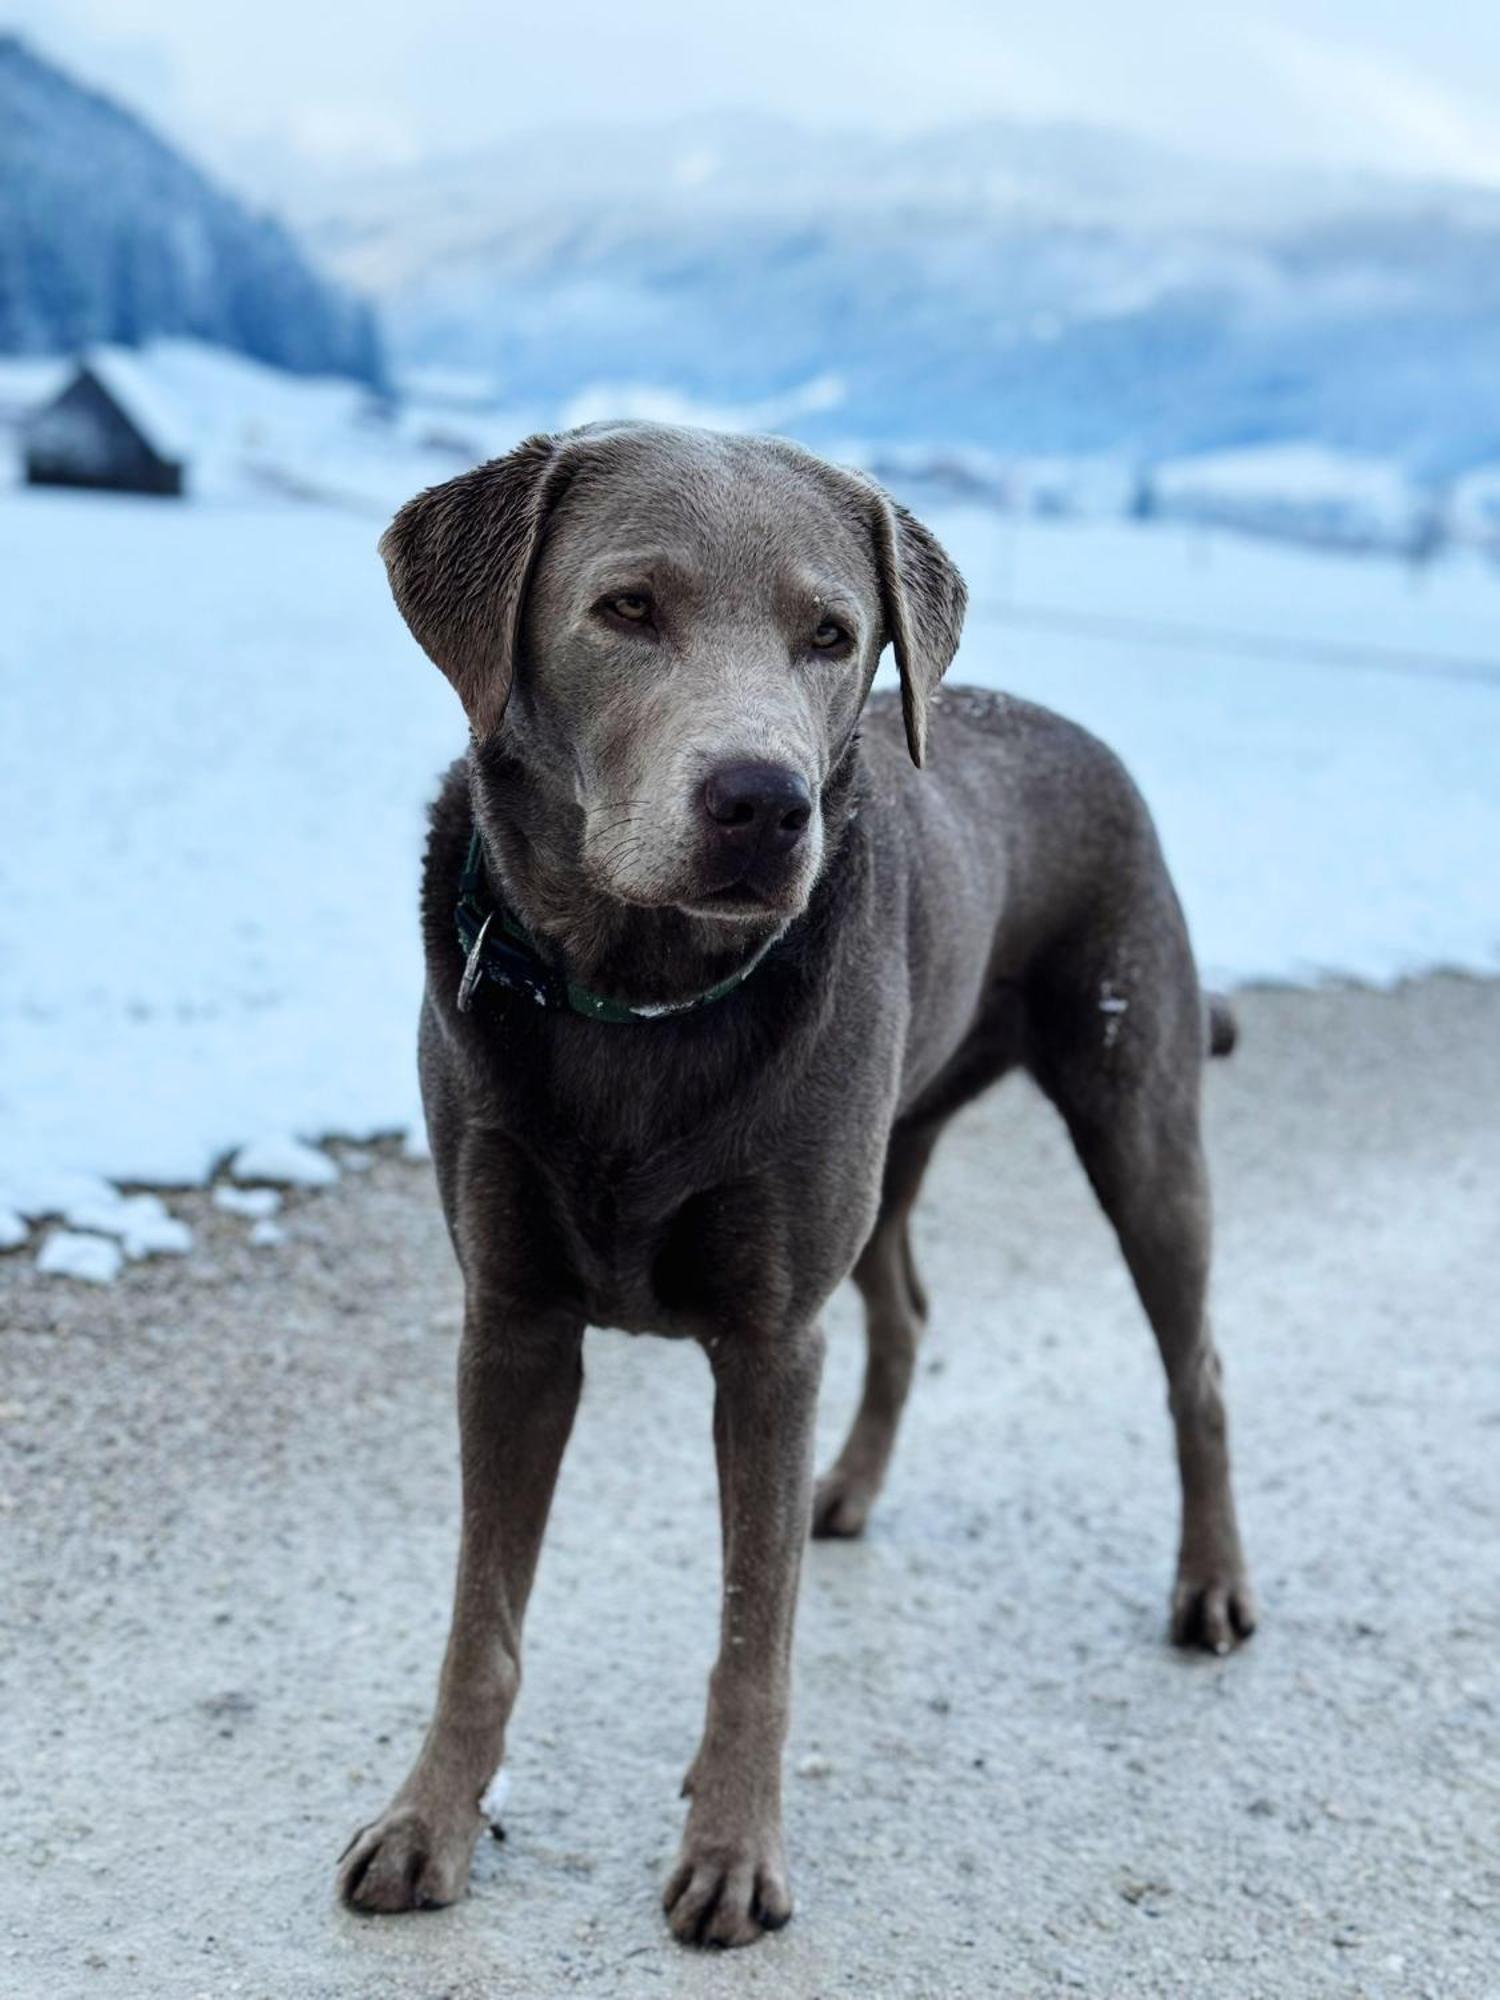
13, 0, 1500, 197
1251, 19, 1500, 184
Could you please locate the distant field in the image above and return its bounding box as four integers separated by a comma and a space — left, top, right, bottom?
908, 508, 1500, 989
3, 486, 1498, 1210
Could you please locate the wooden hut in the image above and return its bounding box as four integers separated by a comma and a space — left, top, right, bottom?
22, 350, 189, 497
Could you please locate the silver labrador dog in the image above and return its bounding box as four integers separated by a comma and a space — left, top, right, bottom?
337, 422, 1255, 1947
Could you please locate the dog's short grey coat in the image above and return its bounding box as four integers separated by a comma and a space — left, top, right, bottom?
337, 422, 1255, 1947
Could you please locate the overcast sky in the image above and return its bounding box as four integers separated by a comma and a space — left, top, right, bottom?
13, 0, 1500, 194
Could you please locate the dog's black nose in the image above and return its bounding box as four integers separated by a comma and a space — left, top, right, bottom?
703, 762, 813, 854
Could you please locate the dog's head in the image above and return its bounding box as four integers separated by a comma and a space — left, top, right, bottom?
382, 422, 965, 930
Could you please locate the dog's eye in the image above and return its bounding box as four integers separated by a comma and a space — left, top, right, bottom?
811, 619, 848, 651
602, 592, 652, 624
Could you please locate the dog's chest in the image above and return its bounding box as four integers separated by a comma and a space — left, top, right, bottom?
478, 990, 858, 1336
534, 1139, 751, 1336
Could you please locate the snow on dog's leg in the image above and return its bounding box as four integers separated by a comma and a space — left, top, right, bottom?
1031, 928, 1256, 1654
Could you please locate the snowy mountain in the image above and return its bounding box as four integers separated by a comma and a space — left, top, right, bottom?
293, 114, 1500, 474
0, 35, 382, 386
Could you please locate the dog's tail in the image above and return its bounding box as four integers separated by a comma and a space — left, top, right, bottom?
1205, 993, 1238, 1059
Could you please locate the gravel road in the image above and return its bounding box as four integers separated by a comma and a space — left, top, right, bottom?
3, 976, 1497, 2000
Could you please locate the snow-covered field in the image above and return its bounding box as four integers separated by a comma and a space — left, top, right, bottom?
930, 510, 1500, 986
3, 479, 1498, 1270
0, 487, 455, 1256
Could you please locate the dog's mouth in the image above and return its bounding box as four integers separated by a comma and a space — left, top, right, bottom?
589, 825, 817, 926
602, 873, 790, 924
676, 879, 780, 923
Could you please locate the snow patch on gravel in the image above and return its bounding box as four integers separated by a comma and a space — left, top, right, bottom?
212, 1186, 283, 1220
37, 1231, 125, 1284
1, 1175, 194, 1270
61, 1191, 193, 1259
230, 1137, 339, 1188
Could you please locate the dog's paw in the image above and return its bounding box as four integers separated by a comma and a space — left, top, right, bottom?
337, 1804, 479, 1914
811, 1469, 875, 1539
663, 1829, 792, 1948
1171, 1567, 1258, 1654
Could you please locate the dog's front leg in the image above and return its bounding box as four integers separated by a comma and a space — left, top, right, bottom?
665, 1323, 824, 1948
338, 1311, 584, 1912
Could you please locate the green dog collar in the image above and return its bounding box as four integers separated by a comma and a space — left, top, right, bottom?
455, 831, 775, 1023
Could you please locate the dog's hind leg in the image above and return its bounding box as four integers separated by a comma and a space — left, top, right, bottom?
812, 1119, 941, 1539
1032, 958, 1257, 1653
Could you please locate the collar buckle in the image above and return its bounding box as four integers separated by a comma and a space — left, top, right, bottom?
456, 911, 493, 1015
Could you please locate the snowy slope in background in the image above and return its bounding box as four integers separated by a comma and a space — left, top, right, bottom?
293, 114, 1500, 476
1148, 445, 1429, 553
3, 481, 1497, 1243
9, 341, 1485, 559
0, 339, 503, 515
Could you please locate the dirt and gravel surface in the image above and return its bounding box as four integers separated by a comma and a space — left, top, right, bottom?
3, 976, 1497, 2000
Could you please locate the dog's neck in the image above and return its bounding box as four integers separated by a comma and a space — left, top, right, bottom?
468, 738, 863, 1012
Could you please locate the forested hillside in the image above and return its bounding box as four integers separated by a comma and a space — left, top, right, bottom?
0, 35, 381, 385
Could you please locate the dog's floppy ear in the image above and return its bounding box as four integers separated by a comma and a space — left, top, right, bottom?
379, 433, 577, 739
869, 494, 967, 767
